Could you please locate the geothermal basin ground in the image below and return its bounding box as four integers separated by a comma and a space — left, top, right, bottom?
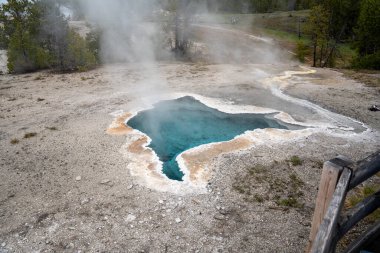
0, 61, 379, 252
1, 14, 380, 249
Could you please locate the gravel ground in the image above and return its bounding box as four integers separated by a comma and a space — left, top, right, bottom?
0, 62, 379, 253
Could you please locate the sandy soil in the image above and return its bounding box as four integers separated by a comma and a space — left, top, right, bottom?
1, 27, 380, 252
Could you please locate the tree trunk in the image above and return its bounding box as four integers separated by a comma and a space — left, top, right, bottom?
319, 44, 324, 67
323, 24, 347, 68
313, 36, 317, 67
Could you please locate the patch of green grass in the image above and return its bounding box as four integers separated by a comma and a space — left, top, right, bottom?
346, 184, 380, 223
24, 132, 37, 139
233, 185, 244, 194
263, 28, 310, 44
316, 160, 324, 169
336, 44, 358, 68
254, 194, 264, 203
362, 185, 377, 196
233, 162, 306, 208
290, 156, 303, 166
289, 173, 305, 188
276, 197, 303, 208
10, 138, 19, 144
46, 127, 58, 131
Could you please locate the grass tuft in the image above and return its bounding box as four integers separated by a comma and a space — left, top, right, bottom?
290, 156, 303, 166
24, 132, 37, 139
276, 197, 303, 208
10, 138, 19, 144
346, 184, 380, 223
233, 162, 306, 208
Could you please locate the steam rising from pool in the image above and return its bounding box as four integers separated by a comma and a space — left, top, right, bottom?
127, 96, 290, 181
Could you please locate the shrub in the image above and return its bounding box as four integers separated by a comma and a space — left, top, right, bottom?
60, 29, 97, 71
7, 27, 50, 73
295, 41, 308, 63
352, 51, 380, 70
86, 29, 102, 62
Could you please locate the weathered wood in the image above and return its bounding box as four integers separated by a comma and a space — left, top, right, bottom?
349, 151, 380, 190
343, 221, 380, 253
307, 158, 352, 252
336, 190, 380, 241
310, 168, 352, 253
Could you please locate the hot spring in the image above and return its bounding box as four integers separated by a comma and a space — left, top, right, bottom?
127, 96, 293, 181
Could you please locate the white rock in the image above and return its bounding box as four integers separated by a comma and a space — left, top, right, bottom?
175, 218, 182, 223
127, 185, 133, 190
159, 200, 164, 204
100, 179, 111, 184
75, 176, 81, 181
1, 242, 6, 247
125, 214, 136, 222
80, 198, 89, 205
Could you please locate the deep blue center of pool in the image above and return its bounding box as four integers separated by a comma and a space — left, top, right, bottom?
127, 96, 289, 181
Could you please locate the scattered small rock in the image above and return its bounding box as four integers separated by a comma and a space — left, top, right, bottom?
100, 179, 111, 185
369, 105, 380, 112
66, 242, 74, 249
219, 209, 230, 215
125, 214, 136, 222
75, 176, 82, 181
214, 214, 227, 220
175, 218, 182, 223
80, 198, 89, 205
127, 184, 134, 190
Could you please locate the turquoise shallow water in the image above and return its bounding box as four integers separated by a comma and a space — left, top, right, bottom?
127, 96, 289, 181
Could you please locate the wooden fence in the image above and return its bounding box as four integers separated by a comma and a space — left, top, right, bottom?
307, 151, 380, 253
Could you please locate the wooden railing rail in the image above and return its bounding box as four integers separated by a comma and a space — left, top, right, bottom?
307, 151, 380, 253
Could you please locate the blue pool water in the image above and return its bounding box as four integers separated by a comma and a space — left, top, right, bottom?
127, 96, 289, 181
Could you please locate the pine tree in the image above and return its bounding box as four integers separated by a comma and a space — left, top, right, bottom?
353, 0, 380, 69
1, 0, 97, 73
307, 4, 330, 67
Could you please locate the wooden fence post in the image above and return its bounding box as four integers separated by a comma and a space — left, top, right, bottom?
306, 157, 352, 252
